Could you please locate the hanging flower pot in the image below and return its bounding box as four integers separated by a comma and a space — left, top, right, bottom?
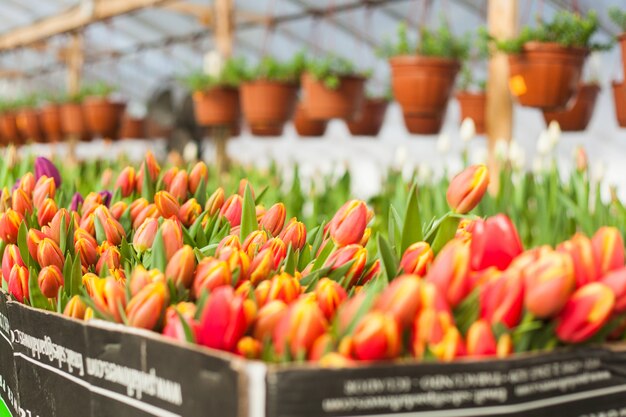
241, 81, 298, 136
293, 102, 328, 137
60, 103, 88, 138
40, 104, 63, 142
83, 97, 126, 139
16, 108, 45, 143
120, 116, 146, 139
613, 81, 626, 128
542, 83, 600, 131
403, 112, 444, 135
0, 113, 22, 145
346, 98, 388, 136
193, 87, 240, 127
456, 91, 486, 134
301, 72, 366, 120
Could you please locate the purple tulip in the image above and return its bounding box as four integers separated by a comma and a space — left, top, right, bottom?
70, 192, 84, 212
35, 157, 61, 187
99, 190, 112, 207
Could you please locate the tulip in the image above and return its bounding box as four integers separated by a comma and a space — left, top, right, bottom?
466, 319, 497, 357
162, 302, 198, 342
319, 353, 354, 367
279, 218, 307, 250
206, 187, 225, 216
599, 267, 626, 313
329, 200, 368, 247
360, 228, 372, 247
179, 198, 201, 227
254, 272, 301, 308
479, 268, 524, 328
95, 245, 121, 275
259, 203, 286, 237
135, 151, 160, 193
375, 274, 421, 328
315, 278, 348, 320
273, 296, 328, 358
420, 281, 451, 314
162, 167, 179, 190
557, 233, 600, 288
425, 239, 471, 308
70, 192, 84, 213
309, 333, 334, 361
430, 326, 466, 362
99, 190, 112, 208
82, 193, 104, 217
90, 276, 127, 322
63, 295, 87, 320
217, 246, 250, 282
336, 290, 375, 334
2, 244, 24, 283
12, 188, 33, 215
197, 286, 256, 352
235, 337, 262, 359
110, 201, 127, 220
189, 161, 208, 195
220, 194, 243, 227
261, 238, 287, 270
524, 250, 575, 318
469, 214, 523, 271
38, 265, 64, 298
254, 300, 288, 341
0, 209, 23, 244
133, 218, 158, 252
34, 157, 61, 187
193, 257, 231, 298
361, 259, 381, 285
165, 245, 196, 289
556, 282, 615, 343
155, 190, 181, 220
129, 266, 164, 296
8, 264, 29, 303
168, 170, 189, 202
37, 238, 64, 270
216, 234, 241, 255
132, 203, 159, 230
129, 198, 149, 223
446, 164, 489, 214
411, 308, 454, 358
324, 244, 368, 288
242, 230, 268, 258
126, 281, 170, 330
255, 206, 266, 222
592, 227, 624, 276
32, 176, 56, 209
161, 219, 183, 261
115, 166, 136, 197
79, 213, 95, 236
575, 146, 588, 173
249, 249, 274, 285
399, 242, 433, 276
37, 197, 58, 227
26, 228, 45, 261
46, 209, 73, 245
19, 172, 35, 196
497, 334, 513, 358
351, 312, 400, 361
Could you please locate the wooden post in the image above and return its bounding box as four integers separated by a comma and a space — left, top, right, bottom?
486, 0, 517, 191
213, 0, 234, 175
66, 32, 83, 163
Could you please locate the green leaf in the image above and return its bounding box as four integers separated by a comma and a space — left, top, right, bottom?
340, 278, 384, 338
312, 240, 335, 271
401, 184, 423, 253
175, 310, 196, 343
17, 222, 31, 266
94, 214, 107, 245
255, 185, 269, 205
59, 212, 69, 254
63, 254, 73, 297
141, 160, 155, 201
430, 215, 461, 254
70, 254, 82, 297
240, 184, 258, 241
151, 229, 167, 271
193, 177, 208, 208
29, 266, 51, 310
284, 245, 296, 275
119, 205, 132, 236
377, 234, 397, 282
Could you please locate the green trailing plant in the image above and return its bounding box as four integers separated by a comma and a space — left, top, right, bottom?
306, 55, 370, 89
180, 57, 249, 92
83, 81, 117, 98
13, 94, 39, 110
493, 11, 611, 54
609, 7, 626, 32
458, 28, 489, 91
252, 52, 307, 83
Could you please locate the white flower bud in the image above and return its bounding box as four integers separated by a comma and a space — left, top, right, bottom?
547, 120, 561, 147
437, 132, 451, 154
460, 118, 476, 142
494, 139, 509, 162
536, 131, 552, 155
204, 50, 223, 78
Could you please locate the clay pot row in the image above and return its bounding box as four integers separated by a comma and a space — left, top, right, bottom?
613, 35, 626, 128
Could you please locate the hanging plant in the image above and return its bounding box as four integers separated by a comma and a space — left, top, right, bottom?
82, 81, 126, 140
456, 29, 489, 134
40, 92, 64, 143
346, 86, 390, 137
14, 94, 45, 143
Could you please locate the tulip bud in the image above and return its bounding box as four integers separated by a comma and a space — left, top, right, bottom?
129, 266, 164, 296
255, 272, 301, 308
135, 151, 161, 193
189, 161, 208, 195
556, 282, 615, 343
259, 203, 286, 237
126, 281, 170, 330
273, 296, 328, 358
600, 267, 626, 313
497, 334, 513, 358
8, 264, 29, 303
242, 230, 268, 258
161, 219, 183, 261
38, 265, 64, 298
11, 188, 33, 215
19, 172, 35, 196
90, 276, 127, 322
95, 206, 126, 245
70, 192, 83, 213
82, 193, 104, 217
0, 209, 23, 244
115, 166, 136, 197
557, 233, 599, 288
446, 164, 489, 214
249, 249, 274, 285
27, 228, 45, 261
315, 278, 348, 320
253, 300, 288, 341
220, 194, 243, 227
592, 227, 624, 276
217, 246, 250, 282
411, 308, 454, 358
168, 170, 189, 202
129, 198, 149, 224
235, 337, 262, 359
216, 234, 241, 255
96, 245, 121, 275
155, 190, 181, 220
133, 218, 158, 252
319, 352, 354, 367
165, 245, 196, 289
193, 257, 231, 298
79, 213, 95, 236
425, 239, 471, 308
524, 250, 575, 318
47, 209, 72, 245
329, 200, 368, 247
351, 312, 400, 361
206, 187, 225, 216
469, 214, 523, 271
63, 295, 87, 320
399, 242, 433, 276
309, 333, 334, 361
324, 244, 368, 288
37, 238, 64, 270
261, 238, 287, 270
161, 167, 178, 190
84, 308, 95, 321
375, 274, 421, 328
430, 326, 466, 362
32, 176, 56, 209
197, 286, 255, 352
575, 146, 588, 173
2, 244, 24, 283
279, 218, 307, 251
34, 157, 61, 187
132, 203, 159, 230
179, 198, 201, 227
162, 302, 198, 342
479, 268, 523, 328
110, 201, 127, 220
466, 319, 497, 357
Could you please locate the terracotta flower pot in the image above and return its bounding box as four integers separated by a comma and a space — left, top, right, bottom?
193, 87, 240, 127
293, 103, 328, 137
346, 98, 388, 136
542, 83, 600, 131
456, 91, 487, 134
60, 103, 88, 138
619, 34, 626, 75
403, 112, 444, 135
300, 73, 366, 120
508, 42, 588, 109
120, 117, 146, 139
241, 81, 298, 136
83, 97, 126, 139
389, 55, 461, 116
613, 82, 626, 128
16, 108, 45, 142
0, 113, 22, 144
40, 104, 63, 142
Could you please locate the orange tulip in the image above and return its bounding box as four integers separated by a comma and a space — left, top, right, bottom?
90, 276, 127, 322
155, 190, 181, 220
411, 308, 454, 358
249, 249, 274, 285
188, 161, 208, 194
167, 170, 189, 202
479, 267, 524, 328
557, 233, 600, 287
2, 244, 24, 283
126, 281, 170, 330
425, 239, 470, 308
115, 166, 136, 197
165, 245, 196, 289
32, 176, 56, 209
600, 267, 626, 312
254, 272, 301, 308
466, 319, 497, 357
592, 227, 624, 276
37, 238, 64, 270
63, 295, 87, 320
110, 201, 127, 220
315, 278, 348, 320
324, 244, 368, 288
193, 257, 231, 298
261, 237, 287, 270
133, 218, 158, 252
556, 282, 615, 343
351, 312, 400, 361
179, 198, 201, 227
220, 194, 243, 227
129, 266, 164, 297
206, 187, 225, 216
242, 230, 268, 258
95, 245, 121, 275
259, 203, 286, 237
11, 187, 33, 215
329, 200, 368, 247
217, 246, 250, 283
523, 250, 575, 318
279, 218, 307, 250
399, 242, 433, 276
38, 265, 64, 298
8, 264, 29, 303
0, 209, 23, 244
160, 218, 183, 261
254, 300, 288, 341
273, 296, 328, 358
446, 164, 489, 214
375, 274, 421, 328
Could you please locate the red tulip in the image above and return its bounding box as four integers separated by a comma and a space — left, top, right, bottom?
592, 227, 624, 276
351, 312, 400, 361
315, 278, 348, 320
599, 267, 626, 313
446, 164, 489, 214
556, 282, 615, 343
375, 274, 421, 328
425, 239, 471, 308
273, 296, 328, 358
259, 203, 286, 237
2, 244, 24, 283
8, 264, 29, 303
329, 200, 368, 247
479, 267, 524, 328
557, 233, 600, 288
324, 244, 368, 288
523, 250, 575, 318
466, 319, 497, 357
469, 214, 523, 271
399, 242, 433, 276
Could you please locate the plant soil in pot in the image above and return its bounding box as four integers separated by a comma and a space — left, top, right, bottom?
508, 42, 587, 109
83, 97, 126, 139
293, 103, 328, 137
40, 104, 63, 142
0, 113, 22, 145
346, 98, 388, 136
542, 83, 600, 131
241, 81, 298, 136
403, 112, 444, 135
301, 72, 366, 120
613, 82, 626, 128
16, 108, 44, 142
456, 91, 486, 134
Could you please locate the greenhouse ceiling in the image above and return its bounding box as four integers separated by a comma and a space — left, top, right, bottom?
0, 0, 623, 104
